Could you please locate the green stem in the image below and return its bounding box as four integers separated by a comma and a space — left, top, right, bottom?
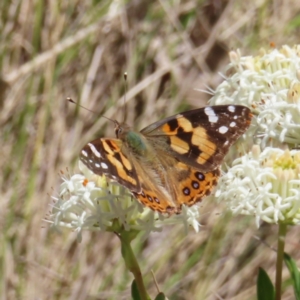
119, 231, 149, 300
275, 223, 287, 300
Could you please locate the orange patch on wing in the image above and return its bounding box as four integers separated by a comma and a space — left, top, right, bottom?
170, 136, 189, 154
196, 141, 217, 164
192, 126, 207, 140
106, 155, 137, 186
177, 117, 193, 131
161, 123, 174, 134
190, 126, 217, 164
177, 169, 220, 207
133, 184, 177, 214
176, 161, 189, 170
119, 152, 133, 171
196, 153, 211, 164
102, 141, 115, 154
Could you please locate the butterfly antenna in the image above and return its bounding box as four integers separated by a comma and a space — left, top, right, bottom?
66, 97, 116, 124
122, 72, 128, 123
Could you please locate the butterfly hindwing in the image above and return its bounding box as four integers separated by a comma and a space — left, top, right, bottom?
131, 159, 221, 213
132, 175, 177, 214
141, 105, 252, 172
173, 162, 220, 207
80, 138, 141, 192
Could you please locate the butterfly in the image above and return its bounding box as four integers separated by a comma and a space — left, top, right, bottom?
80, 105, 252, 214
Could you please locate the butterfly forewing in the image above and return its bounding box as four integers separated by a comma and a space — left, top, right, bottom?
80, 138, 141, 192
141, 105, 252, 172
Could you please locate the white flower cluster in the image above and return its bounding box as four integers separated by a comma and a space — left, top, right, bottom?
48, 162, 200, 240
211, 45, 300, 225
215, 146, 300, 226
210, 45, 300, 147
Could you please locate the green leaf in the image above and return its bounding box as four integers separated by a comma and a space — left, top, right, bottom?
131, 279, 142, 300
154, 292, 166, 300
257, 267, 275, 300
284, 253, 300, 300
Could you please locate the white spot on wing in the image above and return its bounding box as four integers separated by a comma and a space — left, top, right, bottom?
95, 163, 101, 168
204, 107, 218, 123
209, 115, 218, 123
101, 162, 108, 169
88, 143, 101, 158
81, 150, 88, 157
230, 121, 236, 127
228, 105, 235, 113
204, 107, 214, 115
219, 126, 228, 134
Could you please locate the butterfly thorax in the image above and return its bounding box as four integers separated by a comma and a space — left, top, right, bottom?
115, 122, 150, 157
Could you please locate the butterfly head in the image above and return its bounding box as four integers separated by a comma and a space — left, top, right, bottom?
114, 121, 131, 139
114, 121, 149, 156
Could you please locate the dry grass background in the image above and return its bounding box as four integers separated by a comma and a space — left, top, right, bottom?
1, 0, 300, 299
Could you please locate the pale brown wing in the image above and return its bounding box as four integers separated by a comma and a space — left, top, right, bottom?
129, 157, 178, 214
131, 153, 220, 214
